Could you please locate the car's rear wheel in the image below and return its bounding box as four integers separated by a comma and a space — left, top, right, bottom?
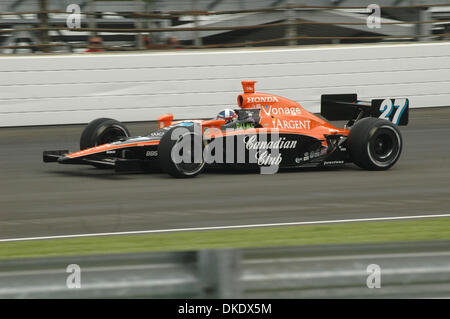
80, 118, 130, 168
158, 126, 206, 178
348, 117, 402, 170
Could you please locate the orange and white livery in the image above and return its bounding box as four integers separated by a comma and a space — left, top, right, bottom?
44, 81, 409, 178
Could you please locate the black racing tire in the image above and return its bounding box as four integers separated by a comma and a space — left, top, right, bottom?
158, 125, 206, 178
348, 117, 402, 170
80, 118, 130, 150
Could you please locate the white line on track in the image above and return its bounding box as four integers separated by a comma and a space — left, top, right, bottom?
0, 213, 449, 243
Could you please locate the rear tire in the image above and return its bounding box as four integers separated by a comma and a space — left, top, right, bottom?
348, 117, 402, 170
158, 126, 205, 178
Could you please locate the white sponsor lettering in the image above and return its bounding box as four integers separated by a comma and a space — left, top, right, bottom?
146, 150, 158, 157
262, 105, 302, 116
273, 118, 311, 130
256, 151, 282, 166
324, 160, 344, 165
247, 96, 279, 103
303, 150, 322, 160
244, 135, 297, 150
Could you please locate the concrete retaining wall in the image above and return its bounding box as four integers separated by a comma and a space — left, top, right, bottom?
1, 42, 449, 127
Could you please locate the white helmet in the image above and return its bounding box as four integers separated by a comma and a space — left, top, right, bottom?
216, 109, 237, 123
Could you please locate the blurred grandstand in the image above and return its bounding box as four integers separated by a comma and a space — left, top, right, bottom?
0, 0, 450, 53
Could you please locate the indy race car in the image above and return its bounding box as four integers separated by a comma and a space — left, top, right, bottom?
43, 81, 409, 178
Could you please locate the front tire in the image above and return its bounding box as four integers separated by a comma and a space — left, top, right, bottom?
348, 117, 402, 170
158, 126, 206, 178
80, 118, 130, 169
80, 118, 130, 150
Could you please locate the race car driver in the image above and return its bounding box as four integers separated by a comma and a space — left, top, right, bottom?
216, 109, 260, 129
216, 109, 238, 123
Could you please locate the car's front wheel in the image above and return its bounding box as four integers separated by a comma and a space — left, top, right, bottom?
158, 126, 206, 178
80, 118, 130, 150
79, 118, 130, 169
348, 117, 402, 170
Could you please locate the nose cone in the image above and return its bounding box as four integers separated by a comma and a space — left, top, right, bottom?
241, 80, 256, 93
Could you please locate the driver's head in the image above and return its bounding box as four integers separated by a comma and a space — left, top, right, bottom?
216, 109, 237, 124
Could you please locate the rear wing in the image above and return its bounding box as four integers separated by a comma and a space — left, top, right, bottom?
321, 94, 409, 126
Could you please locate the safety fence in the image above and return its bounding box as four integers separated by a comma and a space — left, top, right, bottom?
0, 240, 449, 298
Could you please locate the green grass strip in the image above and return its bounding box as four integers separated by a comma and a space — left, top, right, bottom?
0, 217, 449, 260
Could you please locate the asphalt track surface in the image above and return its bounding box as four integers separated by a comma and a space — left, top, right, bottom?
0, 108, 449, 240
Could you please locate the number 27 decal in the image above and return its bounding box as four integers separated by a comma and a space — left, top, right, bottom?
379, 99, 408, 125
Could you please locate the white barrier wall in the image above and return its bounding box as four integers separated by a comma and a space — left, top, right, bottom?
0, 42, 449, 127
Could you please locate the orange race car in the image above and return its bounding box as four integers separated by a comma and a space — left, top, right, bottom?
43, 81, 409, 178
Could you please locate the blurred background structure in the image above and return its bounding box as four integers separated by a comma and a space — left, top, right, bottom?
1, 0, 450, 54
